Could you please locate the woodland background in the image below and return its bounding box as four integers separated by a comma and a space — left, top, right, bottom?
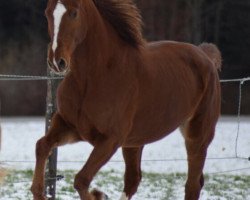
0, 0, 250, 115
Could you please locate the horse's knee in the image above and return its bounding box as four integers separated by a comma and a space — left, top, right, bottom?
126, 169, 141, 182
74, 173, 90, 192
35, 137, 50, 158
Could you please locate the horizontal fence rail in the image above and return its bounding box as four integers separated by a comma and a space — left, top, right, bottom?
0, 74, 63, 81
220, 77, 250, 83
0, 74, 250, 82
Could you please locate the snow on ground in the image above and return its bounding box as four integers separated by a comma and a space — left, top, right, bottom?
0, 116, 250, 175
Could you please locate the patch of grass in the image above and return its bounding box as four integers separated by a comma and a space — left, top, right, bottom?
0, 170, 250, 199
204, 174, 250, 200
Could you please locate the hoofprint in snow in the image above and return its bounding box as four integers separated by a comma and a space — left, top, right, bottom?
0, 116, 250, 174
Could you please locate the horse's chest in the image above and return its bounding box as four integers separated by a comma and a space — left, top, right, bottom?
57, 79, 82, 126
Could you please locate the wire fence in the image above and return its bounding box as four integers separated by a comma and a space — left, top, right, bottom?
0, 74, 64, 81
0, 74, 250, 183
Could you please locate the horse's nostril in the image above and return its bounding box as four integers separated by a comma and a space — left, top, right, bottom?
57, 58, 67, 71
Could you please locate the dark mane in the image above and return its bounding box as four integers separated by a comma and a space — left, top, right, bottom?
93, 0, 144, 48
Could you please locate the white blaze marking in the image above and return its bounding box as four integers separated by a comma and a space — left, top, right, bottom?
119, 193, 128, 200
52, 1, 66, 69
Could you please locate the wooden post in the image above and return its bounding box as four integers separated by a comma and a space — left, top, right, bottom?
45, 68, 62, 200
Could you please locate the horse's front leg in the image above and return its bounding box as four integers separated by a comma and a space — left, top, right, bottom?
31, 114, 80, 200
74, 137, 119, 200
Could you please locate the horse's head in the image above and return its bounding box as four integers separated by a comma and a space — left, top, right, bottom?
46, 0, 87, 74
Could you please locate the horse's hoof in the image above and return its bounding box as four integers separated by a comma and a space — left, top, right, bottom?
91, 188, 108, 200
33, 196, 47, 200
31, 191, 47, 200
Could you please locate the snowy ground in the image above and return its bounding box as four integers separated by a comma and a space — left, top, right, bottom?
1, 116, 250, 174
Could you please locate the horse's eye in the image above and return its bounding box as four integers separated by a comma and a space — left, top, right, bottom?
69, 10, 78, 19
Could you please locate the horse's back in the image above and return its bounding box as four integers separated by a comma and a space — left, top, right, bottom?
143, 40, 220, 94
146, 40, 217, 72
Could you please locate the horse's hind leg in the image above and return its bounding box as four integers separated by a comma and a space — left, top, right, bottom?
31, 113, 80, 200
120, 146, 144, 200
181, 115, 217, 200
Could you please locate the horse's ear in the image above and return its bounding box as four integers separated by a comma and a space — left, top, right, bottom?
46, 0, 53, 5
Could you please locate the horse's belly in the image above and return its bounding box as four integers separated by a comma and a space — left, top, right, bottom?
125, 125, 177, 146
124, 110, 186, 146
124, 91, 194, 146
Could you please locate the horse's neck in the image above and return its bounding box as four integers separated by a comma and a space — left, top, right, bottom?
71, 7, 130, 82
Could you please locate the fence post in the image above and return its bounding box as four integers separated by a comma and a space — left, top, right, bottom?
45, 68, 62, 200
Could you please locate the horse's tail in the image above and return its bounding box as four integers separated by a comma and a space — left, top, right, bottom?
199, 43, 222, 70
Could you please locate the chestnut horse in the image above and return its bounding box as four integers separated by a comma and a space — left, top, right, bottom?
31, 0, 221, 199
